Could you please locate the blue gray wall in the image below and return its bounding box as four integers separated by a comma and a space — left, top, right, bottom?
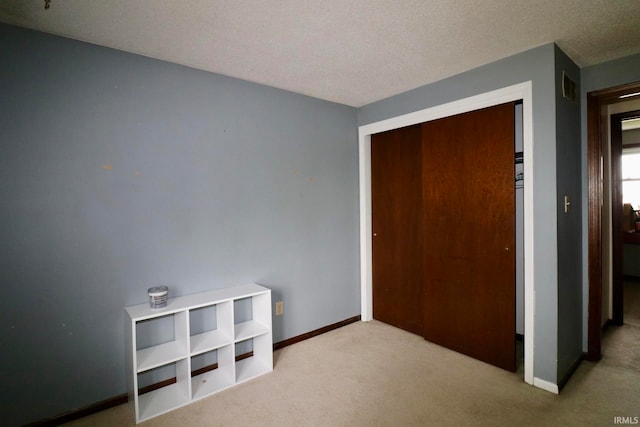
580, 53, 640, 348
554, 45, 583, 382
359, 43, 560, 384
0, 24, 359, 426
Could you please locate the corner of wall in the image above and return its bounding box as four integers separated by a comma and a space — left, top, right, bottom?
553, 44, 584, 384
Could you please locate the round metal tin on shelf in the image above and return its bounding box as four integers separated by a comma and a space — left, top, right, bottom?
148, 286, 168, 309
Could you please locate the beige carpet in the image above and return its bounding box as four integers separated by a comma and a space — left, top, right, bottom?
624, 278, 640, 328
66, 285, 640, 426
602, 279, 640, 374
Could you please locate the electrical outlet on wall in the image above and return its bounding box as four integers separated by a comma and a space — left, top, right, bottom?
275, 301, 284, 316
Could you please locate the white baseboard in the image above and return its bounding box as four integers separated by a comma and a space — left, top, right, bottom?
533, 377, 559, 394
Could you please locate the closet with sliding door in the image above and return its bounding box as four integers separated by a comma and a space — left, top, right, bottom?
371, 102, 523, 372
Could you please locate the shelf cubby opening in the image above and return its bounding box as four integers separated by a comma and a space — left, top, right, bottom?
135, 313, 175, 350
233, 293, 270, 342
235, 334, 271, 383
235, 338, 254, 357
135, 311, 188, 372
191, 346, 234, 400
136, 359, 190, 422
233, 296, 253, 323
189, 301, 232, 356
138, 362, 176, 395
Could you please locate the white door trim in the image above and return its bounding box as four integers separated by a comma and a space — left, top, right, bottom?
358, 82, 535, 385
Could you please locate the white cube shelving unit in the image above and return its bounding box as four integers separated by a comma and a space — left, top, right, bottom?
125, 283, 272, 423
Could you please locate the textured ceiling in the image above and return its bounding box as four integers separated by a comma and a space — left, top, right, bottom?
1, 0, 640, 107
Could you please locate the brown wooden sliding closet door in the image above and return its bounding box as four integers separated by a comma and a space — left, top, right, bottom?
421, 102, 516, 371
371, 124, 424, 336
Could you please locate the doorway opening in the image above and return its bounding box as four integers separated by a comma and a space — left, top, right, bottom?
586, 82, 640, 361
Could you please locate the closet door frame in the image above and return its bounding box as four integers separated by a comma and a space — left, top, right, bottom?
358, 82, 535, 387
